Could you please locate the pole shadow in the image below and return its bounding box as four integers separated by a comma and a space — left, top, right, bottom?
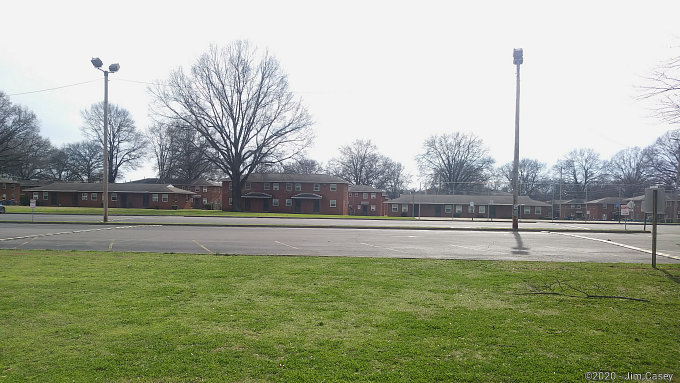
512, 231, 530, 255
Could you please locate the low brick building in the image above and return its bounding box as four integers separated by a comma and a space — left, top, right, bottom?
0, 179, 21, 205
222, 174, 350, 215
348, 185, 388, 216
385, 194, 552, 219
173, 179, 223, 210
23, 182, 195, 209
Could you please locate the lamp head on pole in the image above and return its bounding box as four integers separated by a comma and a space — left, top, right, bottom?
108, 63, 120, 73
91, 57, 103, 69
513, 48, 523, 65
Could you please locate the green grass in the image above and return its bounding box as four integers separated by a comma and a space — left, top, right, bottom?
2, 205, 411, 219
0, 250, 678, 382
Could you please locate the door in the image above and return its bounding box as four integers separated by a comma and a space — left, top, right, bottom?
414, 204, 420, 217
72, 193, 78, 207
51, 192, 58, 206
263, 199, 269, 212
121, 193, 128, 208
142, 194, 149, 208
245, 199, 251, 211
362, 205, 368, 215
313, 200, 320, 213
435, 205, 441, 217
294, 199, 302, 213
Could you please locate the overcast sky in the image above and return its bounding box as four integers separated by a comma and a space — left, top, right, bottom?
1, 1, 679, 185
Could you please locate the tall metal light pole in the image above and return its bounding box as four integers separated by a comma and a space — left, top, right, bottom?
512, 48, 523, 231
91, 57, 119, 223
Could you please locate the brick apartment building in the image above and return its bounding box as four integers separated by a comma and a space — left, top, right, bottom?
0, 179, 21, 205
222, 174, 349, 215
172, 179, 222, 209
348, 185, 388, 216
23, 182, 195, 209
385, 194, 552, 219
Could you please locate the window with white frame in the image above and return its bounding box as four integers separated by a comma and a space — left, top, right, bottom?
455, 205, 462, 214
111, 193, 118, 201
152, 194, 158, 202
203, 198, 208, 204
479, 205, 486, 214
203, 186, 208, 193
43, 192, 48, 200
286, 199, 292, 206
602, 203, 607, 209
355, 193, 359, 197
524, 206, 531, 215
295, 183, 301, 191
330, 184, 337, 191
314, 183, 320, 191
273, 183, 279, 191
402, 204, 408, 213
162, 194, 168, 202
371, 193, 376, 199
468, 205, 474, 213
229, 198, 232, 206
286, 183, 292, 191
264, 183, 270, 190
392, 204, 398, 212
445, 205, 452, 214
195, 186, 200, 192
229, 182, 232, 190
33, 192, 39, 200
362, 193, 368, 199
91, 193, 97, 201
330, 200, 337, 208
356, 205, 361, 210
370, 205, 376, 211
273, 199, 279, 207
535, 207, 541, 214
82, 193, 88, 201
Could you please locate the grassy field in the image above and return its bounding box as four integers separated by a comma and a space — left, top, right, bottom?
2, 205, 411, 220
0, 250, 678, 382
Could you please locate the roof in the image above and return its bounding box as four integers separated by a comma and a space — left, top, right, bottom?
349, 185, 386, 193
223, 173, 349, 184
585, 197, 625, 204
387, 194, 551, 207
23, 182, 195, 195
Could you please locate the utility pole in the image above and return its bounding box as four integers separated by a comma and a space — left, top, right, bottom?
512, 48, 523, 230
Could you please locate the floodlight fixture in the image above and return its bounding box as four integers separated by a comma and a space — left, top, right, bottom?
91, 57, 103, 69
513, 48, 523, 65
108, 63, 120, 73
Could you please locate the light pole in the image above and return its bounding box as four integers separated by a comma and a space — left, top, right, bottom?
91, 57, 119, 223
512, 48, 523, 230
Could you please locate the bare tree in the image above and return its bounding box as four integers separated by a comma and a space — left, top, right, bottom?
9, 132, 53, 179
0, 91, 41, 175
81, 102, 148, 182
498, 158, 549, 198
282, 157, 324, 174
376, 158, 411, 199
640, 55, 680, 124
416, 132, 494, 194
149, 41, 313, 210
328, 139, 383, 185
643, 128, 680, 188
64, 141, 103, 182
554, 148, 604, 198
605, 146, 651, 197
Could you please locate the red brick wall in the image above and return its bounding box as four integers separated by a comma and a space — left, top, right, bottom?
35, 191, 192, 209
222, 180, 349, 215
386, 203, 549, 219
348, 191, 386, 216
1, 181, 20, 203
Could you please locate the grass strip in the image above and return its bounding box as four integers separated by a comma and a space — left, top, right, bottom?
0, 250, 678, 382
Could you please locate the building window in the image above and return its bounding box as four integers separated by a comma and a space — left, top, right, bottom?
468, 205, 474, 213
392, 204, 398, 212
524, 206, 531, 215
273, 199, 279, 207
273, 183, 279, 191
330, 184, 337, 191
602, 203, 607, 209
356, 205, 362, 210
402, 204, 408, 213
330, 200, 337, 208
314, 184, 320, 192
111, 193, 118, 202
203, 198, 208, 204
195, 186, 200, 192
371, 205, 376, 212
162, 194, 169, 202
33, 192, 39, 200
203, 186, 208, 193
286, 199, 292, 207
43, 192, 49, 200
354, 193, 359, 197
363, 193, 369, 199
245, 182, 251, 191
295, 183, 301, 191
264, 183, 270, 190
371, 193, 376, 199
535, 207, 542, 215
445, 205, 452, 214
91, 193, 98, 201
286, 183, 292, 191
152, 194, 158, 202
479, 205, 486, 214
455, 205, 462, 214
229, 198, 232, 206
229, 182, 232, 190
1, 183, 4, 189
82, 193, 88, 201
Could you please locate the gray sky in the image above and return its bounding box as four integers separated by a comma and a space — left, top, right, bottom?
1, 1, 679, 185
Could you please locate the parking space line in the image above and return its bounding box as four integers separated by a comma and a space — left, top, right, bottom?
192, 240, 214, 254
549, 231, 680, 261
275, 240, 299, 250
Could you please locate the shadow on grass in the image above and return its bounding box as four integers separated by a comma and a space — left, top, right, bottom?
659, 267, 680, 285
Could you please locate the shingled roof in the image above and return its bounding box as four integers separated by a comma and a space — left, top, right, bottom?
387, 194, 550, 206
223, 173, 349, 184
23, 182, 195, 195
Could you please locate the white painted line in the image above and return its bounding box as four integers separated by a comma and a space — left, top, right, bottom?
361, 242, 406, 253
275, 240, 299, 250
549, 232, 680, 261
192, 240, 214, 254
109, 240, 115, 250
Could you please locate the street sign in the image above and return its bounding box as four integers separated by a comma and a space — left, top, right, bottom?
620, 205, 630, 216
643, 187, 666, 214
29, 199, 36, 208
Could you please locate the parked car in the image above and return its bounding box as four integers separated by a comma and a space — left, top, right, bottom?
0, 204, 5, 213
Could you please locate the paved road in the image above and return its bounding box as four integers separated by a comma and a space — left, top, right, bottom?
1, 221, 678, 263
